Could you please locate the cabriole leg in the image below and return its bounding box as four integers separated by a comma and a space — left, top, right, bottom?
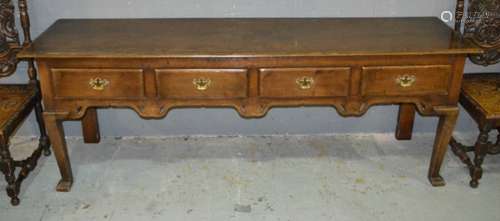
428, 106, 459, 187
43, 113, 73, 192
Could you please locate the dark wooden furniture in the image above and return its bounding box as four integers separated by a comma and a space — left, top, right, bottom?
18, 17, 480, 192
0, 0, 50, 206
449, 0, 500, 188
450, 74, 500, 187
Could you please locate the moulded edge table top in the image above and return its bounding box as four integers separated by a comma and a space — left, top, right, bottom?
19, 17, 482, 59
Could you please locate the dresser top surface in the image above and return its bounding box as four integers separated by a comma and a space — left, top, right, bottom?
19, 17, 481, 58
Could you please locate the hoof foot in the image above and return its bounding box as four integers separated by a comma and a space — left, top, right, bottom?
429, 175, 446, 187
56, 179, 73, 192
470, 180, 479, 188
10, 197, 20, 206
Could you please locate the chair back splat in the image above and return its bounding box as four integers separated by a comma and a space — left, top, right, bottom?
455, 0, 500, 66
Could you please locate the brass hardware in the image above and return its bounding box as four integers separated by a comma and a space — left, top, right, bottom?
396, 75, 416, 88
193, 77, 211, 91
296, 76, 314, 90
89, 77, 110, 91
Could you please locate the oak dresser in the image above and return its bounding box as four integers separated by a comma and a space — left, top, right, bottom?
18, 18, 481, 192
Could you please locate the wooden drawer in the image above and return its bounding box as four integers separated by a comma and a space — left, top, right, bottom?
51, 68, 144, 98
156, 69, 248, 99
259, 67, 351, 98
361, 65, 452, 96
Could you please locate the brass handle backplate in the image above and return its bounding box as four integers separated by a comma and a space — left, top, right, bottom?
296, 76, 314, 90
193, 77, 211, 91
89, 77, 110, 91
396, 75, 416, 88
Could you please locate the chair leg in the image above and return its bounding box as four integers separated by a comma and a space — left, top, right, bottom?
0, 95, 50, 206
34, 95, 51, 156
0, 143, 20, 206
496, 128, 500, 146
489, 128, 500, 154
470, 123, 492, 188
449, 136, 474, 170
0, 138, 47, 206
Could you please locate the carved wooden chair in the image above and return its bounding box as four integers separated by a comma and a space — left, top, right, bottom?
449, 0, 500, 188
0, 0, 50, 205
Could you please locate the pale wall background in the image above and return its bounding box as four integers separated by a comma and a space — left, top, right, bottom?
5, 0, 500, 137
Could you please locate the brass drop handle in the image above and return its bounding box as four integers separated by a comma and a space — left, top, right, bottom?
396, 75, 416, 88
89, 77, 110, 91
296, 76, 314, 90
193, 77, 211, 91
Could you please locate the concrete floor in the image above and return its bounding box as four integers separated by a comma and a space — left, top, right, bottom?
1, 133, 499, 221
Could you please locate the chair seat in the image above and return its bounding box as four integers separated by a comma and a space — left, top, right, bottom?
461, 73, 500, 120
0, 84, 37, 144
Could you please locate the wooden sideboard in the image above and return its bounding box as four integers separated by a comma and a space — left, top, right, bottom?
18, 18, 481, 191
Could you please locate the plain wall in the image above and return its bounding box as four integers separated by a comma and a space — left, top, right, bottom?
5, 0, 500, 137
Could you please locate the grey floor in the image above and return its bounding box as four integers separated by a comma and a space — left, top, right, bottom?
1, 133, 499, 221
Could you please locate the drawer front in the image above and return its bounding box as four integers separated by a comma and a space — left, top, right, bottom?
156, 69, 248, 99
259, 67, 351, 98
361, 65, 452, 96
51, 68, 145, 98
